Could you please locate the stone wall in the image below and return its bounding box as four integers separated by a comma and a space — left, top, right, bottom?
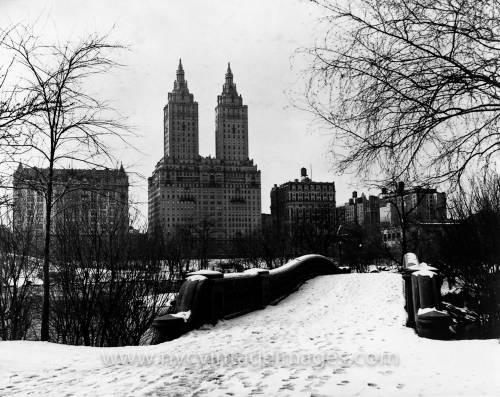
151, 254, 341, 343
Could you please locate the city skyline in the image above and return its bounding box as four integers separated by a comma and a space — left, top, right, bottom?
0, 0, 372, 225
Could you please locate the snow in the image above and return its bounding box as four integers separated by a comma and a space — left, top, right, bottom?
1, 273, 499, 396
407, 262, 438, 272
8, 275, 44, 287
243, 268, 269, 275
403, 252, 419, 268
417, 307, 447, 316
187, 275, 208, 281
188, 270, 222, 276
171, 310, 191, 322
413, 269, 437, 278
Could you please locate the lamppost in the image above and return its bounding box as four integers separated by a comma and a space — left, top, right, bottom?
358, 243, 363, 272
382, 181, 407, 266
335, 224, 347, 267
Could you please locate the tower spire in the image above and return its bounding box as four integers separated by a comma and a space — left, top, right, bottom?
215, 62, 247, 161
176, 58, 185, 82
225, 62, 233, 84
172, 58, 190, 94
165, 60, 198, 160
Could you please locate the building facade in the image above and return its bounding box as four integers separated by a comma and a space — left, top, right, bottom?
379, 185, 447, 254
379, 186, 447, 226
13, 165, 129, 236
148, 61, 261, 239
339, 191, 381, 231
270, 168, 336, 237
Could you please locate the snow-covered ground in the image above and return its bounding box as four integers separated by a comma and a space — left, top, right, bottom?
1, 273, 499, 396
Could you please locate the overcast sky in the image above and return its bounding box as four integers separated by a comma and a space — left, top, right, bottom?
1, 0, 369, 222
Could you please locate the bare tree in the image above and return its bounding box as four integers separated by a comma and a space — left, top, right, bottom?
289, 206, 337, 257
0, 215, 41, 340
0, 27, 41, 208
162, 225, 193, 277
50, 207, 172, 346
1, 26, 129, 341
302, 0, 500, 185
437, 169, 500, 325
192, 216, 217, 270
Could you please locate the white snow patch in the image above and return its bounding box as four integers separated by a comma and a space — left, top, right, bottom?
187, 275, 207, 281
243, 268, 268, 275
171, 310, 191, 322
188, 270, 221, 276
417, 307, 447, 315
407, 262, 438, 272
413, 269, 437, 278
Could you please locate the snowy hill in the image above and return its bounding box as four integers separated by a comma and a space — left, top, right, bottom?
1, 273, 499, 396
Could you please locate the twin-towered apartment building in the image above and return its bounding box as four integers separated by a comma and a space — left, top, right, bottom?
147, 61, 261, 239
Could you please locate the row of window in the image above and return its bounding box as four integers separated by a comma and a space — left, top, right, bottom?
287, 184, 334, 192
288, 193, 334, 201
383, 232, 402, 241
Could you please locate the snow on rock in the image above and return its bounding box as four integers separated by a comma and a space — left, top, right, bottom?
187, 275, 207, 281
413, 269, 437, 278
171, 310, 191, 322
188, 270, 221, 277
243, 268, 268, 275
1, 273, 499, 396
417, 307, 447, 316
407, 262, 438, 272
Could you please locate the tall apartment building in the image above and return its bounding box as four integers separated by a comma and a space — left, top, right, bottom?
13, 165, 129, 236
148, 61, 261, 239
340, 191, 380, 231
270, 168, 336, 237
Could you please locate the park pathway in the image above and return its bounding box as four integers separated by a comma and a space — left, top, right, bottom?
1, 273, 499, 396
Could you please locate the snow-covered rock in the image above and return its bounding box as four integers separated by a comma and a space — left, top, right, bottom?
171, 310, 191, 322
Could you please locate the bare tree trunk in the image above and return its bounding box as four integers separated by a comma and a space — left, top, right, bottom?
400, 190, 407, 265
41, 164, 53, 341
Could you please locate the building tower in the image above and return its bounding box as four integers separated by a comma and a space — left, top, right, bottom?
149, 60, 261, 251
215, 63, 248, 161
163, 59, 199, 160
